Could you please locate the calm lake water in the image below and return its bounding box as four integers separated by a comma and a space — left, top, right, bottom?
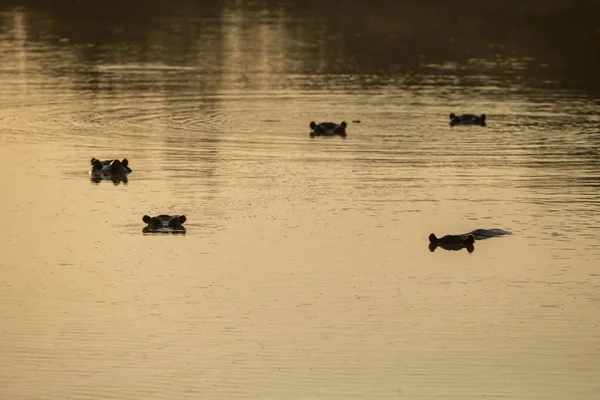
1, 1, 599, 399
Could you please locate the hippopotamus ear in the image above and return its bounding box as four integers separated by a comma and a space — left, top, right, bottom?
91, 158, 103, 171
449, 113, 456, 120
109, 159, 124, 174
122, 158, 132, 173
90, 158, 97, 165
143, 215, 153, 223
465, 235, 475, 245
340, 121, 347, 128
310, 121, 316, 129
428, 233, 437, 243
177, 215, 186, 224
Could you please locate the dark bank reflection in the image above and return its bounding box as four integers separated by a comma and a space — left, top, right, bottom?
2, 0, 599, 95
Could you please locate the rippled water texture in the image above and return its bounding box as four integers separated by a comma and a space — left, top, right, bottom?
1, 1, 599, 399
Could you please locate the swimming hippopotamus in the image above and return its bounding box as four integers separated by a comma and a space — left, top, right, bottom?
309, 121, 347, 137
142, 214, 187, 234
89, 158, 132, 183
429, 228, 510, 253
449, 113, 486, 127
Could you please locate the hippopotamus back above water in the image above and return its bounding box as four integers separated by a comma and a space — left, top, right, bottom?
142, 214, 187, 234
429, 228, 510, 253
466, 229, 511, 240
310, 121, 347, 137
89, 158, 132, 183
449, 113, 486, 127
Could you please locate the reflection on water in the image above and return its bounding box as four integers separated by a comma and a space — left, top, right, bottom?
1, 1, 600, 399
429, 242, 475, 254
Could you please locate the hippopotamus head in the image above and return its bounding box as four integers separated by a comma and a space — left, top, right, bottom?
449, 113, 486, 127
428, 233, 475, 253
309, 121, 347, 136
142, 214, 187, 233
429, 233, 475, 245
90, 158, 132, 184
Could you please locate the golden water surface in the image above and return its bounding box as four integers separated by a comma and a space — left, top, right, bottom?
1, 1, 599, 399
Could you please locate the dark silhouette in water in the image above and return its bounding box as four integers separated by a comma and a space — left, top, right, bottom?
310, 121, 347, 137
142, 214, 187, 234
449, 113, 486, 127
429, 233, 476, 253
89, 158, 132, 184
429, 229, 510, 253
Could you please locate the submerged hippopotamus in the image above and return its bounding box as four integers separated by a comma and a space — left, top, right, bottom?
89, 158, 132, 183
309, 121, 347, 137
142, 214, 187, 234
449, 113, 486, 127
429, 228, 510, 253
